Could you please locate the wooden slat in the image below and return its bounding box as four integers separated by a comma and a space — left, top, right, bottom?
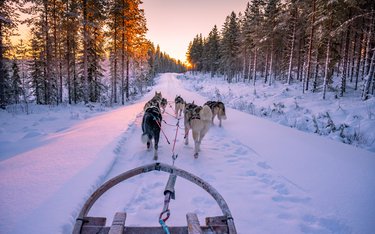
205, 216, 227, 226
82, 216, 107, 227
124, 226, 188, 234
108, 212, 126, 234
186, 213, 203, 234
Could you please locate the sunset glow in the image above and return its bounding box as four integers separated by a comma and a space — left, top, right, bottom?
141, 0, 249, 63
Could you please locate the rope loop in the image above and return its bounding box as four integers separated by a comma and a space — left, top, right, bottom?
159, 209, 171, 223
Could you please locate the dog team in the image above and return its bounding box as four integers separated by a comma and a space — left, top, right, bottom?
141, 91, 227, 160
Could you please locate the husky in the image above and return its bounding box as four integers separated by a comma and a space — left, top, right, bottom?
160, 98, 167, 113
184, 102, 212, 158
141, 105, 162, 160
174, 95, 185, 117
144, 91, 163, 111
152, 91, 162, 104
204, 101, 227, 127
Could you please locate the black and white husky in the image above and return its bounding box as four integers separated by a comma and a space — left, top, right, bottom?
141, 105, 162, 160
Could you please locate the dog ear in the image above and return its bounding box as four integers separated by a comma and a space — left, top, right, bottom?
192, 101, 195, 104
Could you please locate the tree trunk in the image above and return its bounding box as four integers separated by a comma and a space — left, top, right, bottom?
323, 38, 331, 100
362, 50, 375, 100
264, 51, 269, 84
287, 19, 296, 85
305, 0, 316, 91
66, 0, 71, 104
126, 53, 130, 100
82, 0, 89, 104
121, 0, 125, 105
0, 21, 5, 109
253, 48, 257, 86
268, 42, 274, 86
113, 20, 118, 104
340, 26, 351, 96
44, 0, 51, 105
349, 30, 357, 83
312, 49, 319, 92
247, 53, 252, 81
53, 0, 58, 105
354, 30, 364, 90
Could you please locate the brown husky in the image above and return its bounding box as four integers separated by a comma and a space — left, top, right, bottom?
204, 101, 227, 127
174, 95, 185, 117
184, 102, 213, 158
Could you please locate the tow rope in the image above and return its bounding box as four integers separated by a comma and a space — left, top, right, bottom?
157, 101, 183, 233
158, 168, 177, 234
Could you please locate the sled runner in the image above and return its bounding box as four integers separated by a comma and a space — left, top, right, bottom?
73, 162, 237, 234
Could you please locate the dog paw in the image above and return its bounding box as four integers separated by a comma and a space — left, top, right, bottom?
194, 153, 199, 159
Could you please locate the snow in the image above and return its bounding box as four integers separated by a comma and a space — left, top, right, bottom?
1, 73, 375, 234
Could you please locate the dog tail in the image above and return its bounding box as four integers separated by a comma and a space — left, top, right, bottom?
200, 105, 213, 121
141, 133, 150, 143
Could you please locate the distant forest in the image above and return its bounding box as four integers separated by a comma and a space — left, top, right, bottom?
0, 0, 186, 109
187, 0, 375, 100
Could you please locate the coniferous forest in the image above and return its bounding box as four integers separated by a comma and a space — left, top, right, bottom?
0, 0, 185, 109
187, 0, 375, 100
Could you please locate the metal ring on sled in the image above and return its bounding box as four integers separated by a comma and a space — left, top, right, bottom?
73, 162, 237, 234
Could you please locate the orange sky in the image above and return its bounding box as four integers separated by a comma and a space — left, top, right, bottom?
142, 0, 249, 63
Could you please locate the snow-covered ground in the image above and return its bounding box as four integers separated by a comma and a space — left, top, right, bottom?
179, 73, 375, 153
1, 73, 374, 234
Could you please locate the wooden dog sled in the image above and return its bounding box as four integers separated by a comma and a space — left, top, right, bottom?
73, 162, 237, 234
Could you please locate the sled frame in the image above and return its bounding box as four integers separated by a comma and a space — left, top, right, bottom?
73, 162, 236, 234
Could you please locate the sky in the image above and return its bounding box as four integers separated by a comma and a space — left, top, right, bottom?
141, 0, 249, 63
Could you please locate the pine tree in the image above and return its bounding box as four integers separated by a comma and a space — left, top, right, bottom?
11, 58, 22, 104
220, 12, 241, 83
206, 25, 221, 77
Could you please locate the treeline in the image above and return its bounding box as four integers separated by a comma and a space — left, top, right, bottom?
0, 0, 185, 109
187, 0, 375, 100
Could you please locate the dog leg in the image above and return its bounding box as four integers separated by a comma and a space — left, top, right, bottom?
192, 131, 199, 158
154, 133, 159, 160
147, 141, 151, 150
184, 128, 189, 145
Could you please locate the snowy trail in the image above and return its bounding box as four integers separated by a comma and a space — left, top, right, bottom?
1, 73, 374, 234
84, 74, 352, 233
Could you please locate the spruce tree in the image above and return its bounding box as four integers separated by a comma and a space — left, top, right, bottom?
11, 58, 22, 104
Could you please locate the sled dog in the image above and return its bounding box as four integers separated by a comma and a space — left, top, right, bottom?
144, 91, 163, 111
141, 105, 162, 160
204, 101, 227, 127
184, 102, 212, 158
160, 98, 167, 113
174, 95, 185, 117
